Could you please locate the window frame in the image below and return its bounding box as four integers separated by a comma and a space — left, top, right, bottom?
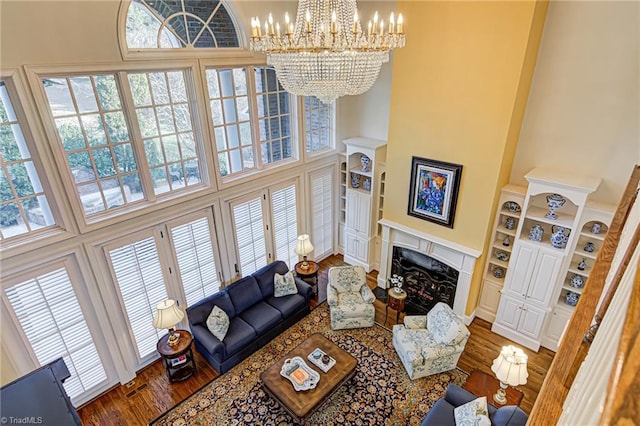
25, 62, 216, 233
199, 59, 303, 189
116, 0, 251, 61
0, 254, 116, 406
300, 97, 336, 159
0, 69, 75, 254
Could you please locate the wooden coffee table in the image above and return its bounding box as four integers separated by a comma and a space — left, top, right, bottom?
260, 333, 357, 424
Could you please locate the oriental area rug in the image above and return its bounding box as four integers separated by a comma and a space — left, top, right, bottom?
150, 303, 468, 426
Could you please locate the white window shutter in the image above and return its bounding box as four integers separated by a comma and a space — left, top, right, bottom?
5, 267, 107, 400
271, 184, 298, 268
232, 197, 267, 276
107, 236, 168, 360
311, 170, 334, 260
169, 216, 220, 306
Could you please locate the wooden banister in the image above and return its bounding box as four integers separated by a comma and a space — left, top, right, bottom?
528, 165, 640, 425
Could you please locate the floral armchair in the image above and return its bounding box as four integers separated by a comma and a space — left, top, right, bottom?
392, 302, 470, 379
327, 265, 376, 330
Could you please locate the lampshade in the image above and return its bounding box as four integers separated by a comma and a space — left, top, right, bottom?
491, 345, 529, 386
152, 299, 184, 330
294, 234, 314, 257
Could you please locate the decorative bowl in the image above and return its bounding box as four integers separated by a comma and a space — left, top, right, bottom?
495, 250, 509, 261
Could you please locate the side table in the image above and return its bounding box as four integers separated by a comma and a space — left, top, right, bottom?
384, 288, 407, 325
295, 260, 320, 296
463, 369, 523, 407
157, 329, 196, 382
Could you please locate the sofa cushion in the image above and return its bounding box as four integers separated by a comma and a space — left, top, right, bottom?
420, 398, 456, 426
404, 315, 428, 329
206, 305, 229, 341
266, 293, 306, 317
274, 271, 298, 297
253, 260, 289, 298
227, 275, 263, 314
329, 265, 366, 293
238, 301, 282, 335
427, 302, 467, 345
187, 291, 235, 326
453, 396, 488, 426
492, 405, 528, 426
222, 317, 257, 357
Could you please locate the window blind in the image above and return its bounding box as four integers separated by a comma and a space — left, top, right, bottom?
169, 216, 220, 306
232, 197, 267, 276
107, 236, 167, 360
311, 170, 333, 259
271, 184, 298, 268
5, 267, 107, 400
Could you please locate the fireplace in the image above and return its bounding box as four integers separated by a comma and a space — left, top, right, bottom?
377, 219, 481, 322
391, 246, 459, 315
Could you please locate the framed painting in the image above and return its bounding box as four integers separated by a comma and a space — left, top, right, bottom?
407, 157, 463, 228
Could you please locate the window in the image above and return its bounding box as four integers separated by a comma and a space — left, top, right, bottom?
304, 96, 334, 154
105, 212, 223, 362
310, 168, 334, 259
167, 214, 221, 306
128, 71, 202, 194
206, 66, 296, 180
125, 0, 240, 50
0, 80, 56, 240
229, 182, 299, 276
107, 234, 168, 360
4, 265, 107, 401
40, 68, 204, 220
255, 68, 293, 165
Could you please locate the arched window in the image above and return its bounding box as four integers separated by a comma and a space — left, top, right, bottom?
122, 0, 241, 54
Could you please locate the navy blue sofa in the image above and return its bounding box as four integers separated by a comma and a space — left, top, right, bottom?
187, 261, 312, 373
421, 384, 528, 426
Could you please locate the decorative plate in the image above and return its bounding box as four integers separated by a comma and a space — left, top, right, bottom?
280, 356, 319, 391
504, 201, 521, 213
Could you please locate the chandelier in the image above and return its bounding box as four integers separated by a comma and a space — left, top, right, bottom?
250, 0, 405, 104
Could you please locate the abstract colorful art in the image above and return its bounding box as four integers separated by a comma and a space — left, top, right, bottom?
407, 157, 462, 228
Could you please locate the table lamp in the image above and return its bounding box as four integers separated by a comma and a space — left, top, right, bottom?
490, 345, 528, 405
153, 299, 184, 346
294, 234, 314, 270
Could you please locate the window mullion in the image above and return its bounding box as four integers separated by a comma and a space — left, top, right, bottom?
117, 71, 156, 203
246, 66, 262, 170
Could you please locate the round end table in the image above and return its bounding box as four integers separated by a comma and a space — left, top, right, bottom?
385, 288, 408, 325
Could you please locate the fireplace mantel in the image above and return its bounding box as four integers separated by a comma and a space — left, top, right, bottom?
378, 219, 481, 323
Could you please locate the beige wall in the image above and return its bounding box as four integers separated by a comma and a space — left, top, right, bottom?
1, 346, 19, 384
386, 1, 545, 251
511, 1, 640, 204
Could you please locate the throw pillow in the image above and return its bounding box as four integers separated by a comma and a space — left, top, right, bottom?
453, 396, 489, 426
206, 305, 229, 341
274, 271, 297, 297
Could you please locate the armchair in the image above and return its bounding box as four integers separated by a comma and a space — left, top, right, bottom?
327, 265, 376, 330
393, 302, 470, 379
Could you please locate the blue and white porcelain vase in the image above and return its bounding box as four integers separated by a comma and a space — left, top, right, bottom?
565, 291, 580, 306
363, 178, 371, 191
351, 173, 360, 188
570, 274, 585, 289
550, 225, 570, 249
360, 155, 371, 172
529, 224, 544, 242
545, 193, 566, 220
505, 216, 516, 230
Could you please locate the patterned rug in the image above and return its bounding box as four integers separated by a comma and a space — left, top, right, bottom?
150, 304, 468, 426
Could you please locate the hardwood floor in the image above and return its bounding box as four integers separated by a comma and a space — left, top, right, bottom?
78, 255, 554, 424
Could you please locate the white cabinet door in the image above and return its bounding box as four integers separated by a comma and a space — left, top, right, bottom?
505, 244, 538, 297
495, 294, 523, 330
517, 304, 546, 339
478, 280, 503, 319
527, 249, 563, 305
545, 306, 573, 344
345, 231, 359, 259
356, 192, 371, 234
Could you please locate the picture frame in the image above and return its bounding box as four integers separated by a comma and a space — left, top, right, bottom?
407, 157, 463, 228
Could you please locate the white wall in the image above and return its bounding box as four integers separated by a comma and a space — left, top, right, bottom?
510, 1, 640, 205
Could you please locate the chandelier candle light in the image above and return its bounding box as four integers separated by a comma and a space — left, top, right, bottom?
250, 0, 405, 104
491, 345, 529, 405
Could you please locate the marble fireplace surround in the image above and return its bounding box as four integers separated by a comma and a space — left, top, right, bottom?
377, 219, 482, 324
